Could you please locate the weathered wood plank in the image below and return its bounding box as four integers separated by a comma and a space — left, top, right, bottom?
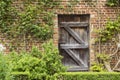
60, 44, 88, 49
68, 66, 88, 71
65, 49, 87, 67
61, 22, 89, 27
64, 26, 85, 44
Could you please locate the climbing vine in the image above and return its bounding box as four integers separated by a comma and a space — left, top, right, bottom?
0, 0, 80, 51
95, 0, 120, 42
106, 0, 120, 7
0, 0, 59, 41
99, 17, 120, 42
95, 16, 120, 72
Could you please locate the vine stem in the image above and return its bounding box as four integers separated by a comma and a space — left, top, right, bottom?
111, 33, 120, 71
24, 33, 27, 51
97, 0, 101, 55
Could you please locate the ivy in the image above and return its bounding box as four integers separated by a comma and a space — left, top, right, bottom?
0, 0, 80, 51
98, 17, 120, 42
0, 0, 80, 39
106, 0, 120, 7
0, 0, 57, 41
95, 17, 120, 72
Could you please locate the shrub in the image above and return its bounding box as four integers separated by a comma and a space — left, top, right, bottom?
9, 40, 66, 80
29, 46, 42, 59
12, 54, 46, 80
90, 63, 104, 72
42, 40, 66, 75
0, 53, 13, 80
56, 72, 120, 80
11, 72, 30, 80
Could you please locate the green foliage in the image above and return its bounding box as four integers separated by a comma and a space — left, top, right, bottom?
97, 53, 110, 61
0, 40, 66, 80
106, 0, 120, 7
0, 53, 13, 80
0, 0, 80, 41
29, 46, 42, 58
0, 0, 80, 40
12, 72, 30, 80
0, 0, 54, 41
98, 17, 120, 42
90, 54, 111, 72
13, 54, 46, 80
42, 40, 66, 75
5, 40, 66, 80
95, 17, 120, 72
0, 0, 80, 51
90, 63, 104, 72
56, 72, 120, 80
67, 0, 80, 5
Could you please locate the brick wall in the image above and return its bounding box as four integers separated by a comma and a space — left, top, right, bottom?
0, 0, 120, 66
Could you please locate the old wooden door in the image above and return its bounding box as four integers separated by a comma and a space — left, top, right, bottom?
58, 15, 89, 71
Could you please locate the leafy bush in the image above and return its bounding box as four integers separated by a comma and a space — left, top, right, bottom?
7, 40, 66, 80
12, 72, 30, 80
12, 54, 46, 80
29, 46, 42, 58
0, 53, 12, 80
90, 63, 104, 72
56, 72, 120, 80
0, 40, 66, 80
42, 40, 66, 75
